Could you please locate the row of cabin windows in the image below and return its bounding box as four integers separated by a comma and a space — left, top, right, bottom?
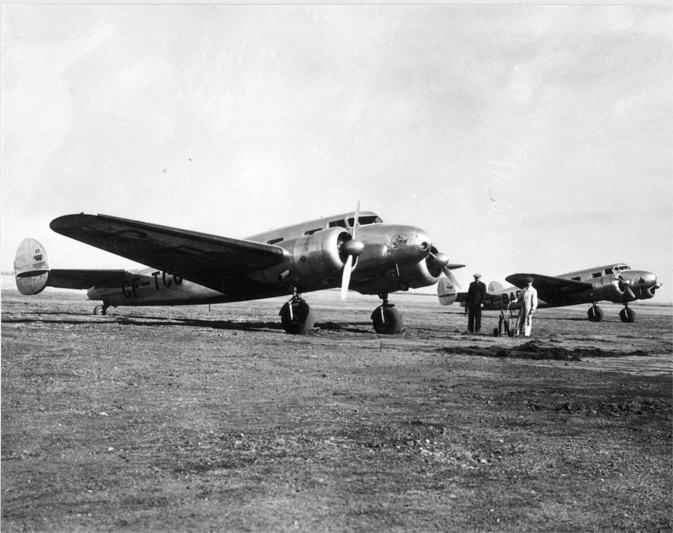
570, 265, 632, 281
266, 215, 383, 244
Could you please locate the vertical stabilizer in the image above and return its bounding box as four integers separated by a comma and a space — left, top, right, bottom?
437, 277, 458, 306
14, 238, 50, 295
488, 281, 504, 292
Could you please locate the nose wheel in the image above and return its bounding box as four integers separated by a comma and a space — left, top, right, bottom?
279, 290, 315, 334
372, 294, 404, 334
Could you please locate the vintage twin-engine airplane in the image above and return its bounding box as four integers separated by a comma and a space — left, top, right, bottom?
15, 207, 463, 334
437, 264, 661, 323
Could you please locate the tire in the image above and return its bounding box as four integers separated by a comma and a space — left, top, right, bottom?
587, 306, 604, 322
372, 305, 404, 334
279, 300, 315, 334
93, 305, 106, 316
619, 307, 636, 323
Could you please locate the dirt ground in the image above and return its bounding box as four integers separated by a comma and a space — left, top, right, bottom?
2, 280, 672, 532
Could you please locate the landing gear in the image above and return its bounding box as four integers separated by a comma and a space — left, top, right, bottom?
279, 291, 315, 334
371, 294, 404, 334
587, 304, 604, 322
619, 305, 636, 323
93, 303, 109, 316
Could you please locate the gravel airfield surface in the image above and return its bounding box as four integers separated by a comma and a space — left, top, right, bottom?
2, 280, 672, 532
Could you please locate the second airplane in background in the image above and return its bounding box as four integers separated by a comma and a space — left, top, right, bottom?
438, 264, 661, 323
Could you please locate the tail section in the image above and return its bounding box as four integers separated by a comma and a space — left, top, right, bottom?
488, 281, 504, 292
14, 238, 49, 295
437, 276, 458, 306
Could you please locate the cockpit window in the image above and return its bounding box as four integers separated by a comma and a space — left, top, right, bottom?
346, 215, 383, 228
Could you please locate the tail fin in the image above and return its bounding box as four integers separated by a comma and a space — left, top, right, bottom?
14, 238, 49, 295
488, 281, 504, 292
437, 277, 457, 306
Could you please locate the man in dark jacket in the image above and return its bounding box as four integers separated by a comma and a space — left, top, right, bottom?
466, 273, 487, 333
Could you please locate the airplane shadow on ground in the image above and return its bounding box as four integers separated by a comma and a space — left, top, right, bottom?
2, 313, 374, 334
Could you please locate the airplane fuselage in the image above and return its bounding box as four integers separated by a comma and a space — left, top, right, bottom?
87, 211, 442, 307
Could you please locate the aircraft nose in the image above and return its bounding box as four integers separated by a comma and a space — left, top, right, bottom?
409, 227, 432, 254
389, 226, 432, 259
628, 271, 657, 288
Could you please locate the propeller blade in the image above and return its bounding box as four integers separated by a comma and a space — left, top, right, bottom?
442, 266, 462, 290
624, 285, 636, 300
341, 201, 361, 301
341, 255, 353, 300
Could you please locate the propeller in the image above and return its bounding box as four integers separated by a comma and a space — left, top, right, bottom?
340, 202, 364, 300
617, 275, 636, 299
442, 265, 463, 290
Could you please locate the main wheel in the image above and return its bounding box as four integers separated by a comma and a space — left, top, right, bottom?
587, 306, 604, 322
279, 300, 315, 334
619, 307, 636, 323
371, 304, 404, 334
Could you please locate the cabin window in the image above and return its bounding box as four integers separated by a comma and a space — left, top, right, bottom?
304, 228, 322, 235
591, 272, 602, 278
571, 277, 581, 281
329, 220, 347, 228
267, 237, 283, 245
605, 268, 614, 275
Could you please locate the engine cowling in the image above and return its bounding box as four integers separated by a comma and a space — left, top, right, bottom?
398, 254, 443, 289
589, 280, 625, 303
251, 227, 350, 288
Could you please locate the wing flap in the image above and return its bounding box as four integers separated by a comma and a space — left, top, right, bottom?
50, 214, 287, 284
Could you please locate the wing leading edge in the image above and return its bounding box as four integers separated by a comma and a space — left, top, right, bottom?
50, 214, 287, 292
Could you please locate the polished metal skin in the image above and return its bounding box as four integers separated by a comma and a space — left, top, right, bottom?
15, 210, 461, 334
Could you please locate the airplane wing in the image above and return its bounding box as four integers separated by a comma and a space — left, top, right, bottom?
50, 214, 287, 293
505, 273, 592, 301
46, 269, 137, 290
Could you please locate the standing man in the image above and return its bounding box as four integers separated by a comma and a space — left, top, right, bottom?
466, 273, 487, 334
515, 277, 538, 337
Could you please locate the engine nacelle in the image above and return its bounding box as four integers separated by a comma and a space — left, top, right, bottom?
398, 255, 443, 289
589, 280, 625, 303
354, 255, 442, 296
251, 227, 350, 288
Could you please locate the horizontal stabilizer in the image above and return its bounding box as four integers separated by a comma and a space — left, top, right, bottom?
14, 238, 50, 295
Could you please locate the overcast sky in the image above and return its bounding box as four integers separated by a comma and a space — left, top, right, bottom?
2, 4, 671, 302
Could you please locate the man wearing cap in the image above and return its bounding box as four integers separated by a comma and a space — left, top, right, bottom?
515, 277, 538, 337
466, 273, 487, 333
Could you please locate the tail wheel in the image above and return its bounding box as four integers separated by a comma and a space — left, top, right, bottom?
619, 307, 636, 323
279, 299, 315, 334
587, 306, 604, 322
372, 304, 404, 334
93, 305, 107, 316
